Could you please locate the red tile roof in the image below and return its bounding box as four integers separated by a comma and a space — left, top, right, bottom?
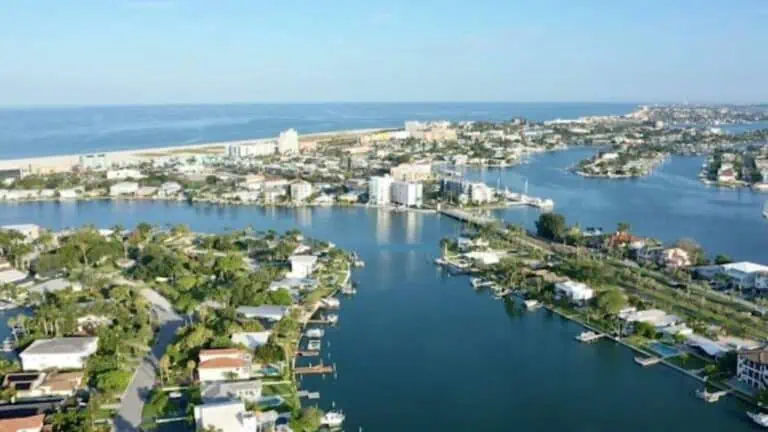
0, 414, 44, 432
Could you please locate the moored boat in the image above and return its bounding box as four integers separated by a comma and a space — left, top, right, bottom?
748, 411, 768, 427
305, 328, 325, 338
321, 411, 345, 428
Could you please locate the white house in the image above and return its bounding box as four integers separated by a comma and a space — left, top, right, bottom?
231, 331, 272, 350
201, 379, 263, 403
618, 308, 681, 332
198, 349, 252, 382
194, 400, 277, 432
19, 337, 99, 371
29, 278, 83, 295
737, 346, 768, 390
106, 169, 144, 180
158, 181, 183, 198
58, 188, 79, 200
288, 255, 317, 278
236, 305, 289, 322
554, 280, 595, 302
722, 262, 768, 290
109, 181, 139, 196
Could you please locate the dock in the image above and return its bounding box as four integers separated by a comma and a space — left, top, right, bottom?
295, 363, 336, 376
575, 331, 606, 343
634, 356, 661, 367
439, 207, 496, 226
307, 318, 336, 325
297, 390, 321, 400
696, 388, 730, 403
296, 350, 320, 357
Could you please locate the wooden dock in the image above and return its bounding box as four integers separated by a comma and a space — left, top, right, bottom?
295, 363, 335, 376
634, 356, 661, 367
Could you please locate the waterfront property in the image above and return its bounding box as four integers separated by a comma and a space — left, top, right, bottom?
194, 400, 278, 432
198, 349, 253, 382
19, 337, 99, 371
737, 347, 768, 391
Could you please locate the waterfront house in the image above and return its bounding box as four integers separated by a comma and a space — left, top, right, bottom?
288, 255, 317, 279
109, 181, 139, 196
618, 308, 681, 334
3, 370, 84, 399
463, 251, 501, 266
661, 248, 692, 268
19, 337, 99, 371
721, 262, 768, 291
554, 280, 594, 302
737, 346, 768, 391
198, 349, 252, 382
0, 267, 28, 285
268, 277, 318, 293
0, 414, 44, 432
28, 277, 82, 296
231, 331, 272, 350
158, 181, 183, 198
194, 400, 277, 432
236, 305, 290, 322
201, 379, 263, 403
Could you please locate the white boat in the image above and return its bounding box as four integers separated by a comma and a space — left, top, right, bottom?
305, 328, 324, 338
1, 337, 14, 353
307, 340, 322, 351
748, 411, 768, 427
341, 285, 357, 295
325, 314, 339, 325
524, 300, 541, 310
321, 298, 340, 309
763, 202, 768, 219
321, 411, 345, 428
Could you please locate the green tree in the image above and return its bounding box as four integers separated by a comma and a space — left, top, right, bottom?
596, 289, 627, 316
535, 213, 567, 241
714, 254, 732, 265
617, 221, 631, 233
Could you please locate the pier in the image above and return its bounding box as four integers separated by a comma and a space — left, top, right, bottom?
575, 331, 606, 343
696, 388, 730, 403
634, 356, 661, 367
298, 390, 321, 400
295, 363, 336, 376
297, 350, 320, 357
438, 207, 496, 226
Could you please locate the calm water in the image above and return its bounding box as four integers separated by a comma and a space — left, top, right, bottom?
0, 203, 758, 431
0, 102, 636, 158
466, 148, 768, 263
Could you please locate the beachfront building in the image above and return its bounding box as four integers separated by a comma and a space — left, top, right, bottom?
228, 141, 276, 158
106, 168, 144, 180
737, 347, 768, 390
109, 181, 139, 196
390, 163, 432, 182
554, 280, 595, 302
368, 175, 393, 206
79, 153, 107, 170
19, 337, 99, 371
198, 349, 252, 382
0, 224, 41, 242
290, 181, 313, 203
0, 414, 44, 432
194, 400, 277, 432
618, 308, 681, 334
288, 255, 317, 278
391, 181, 423, 208
277, 128, 299, 154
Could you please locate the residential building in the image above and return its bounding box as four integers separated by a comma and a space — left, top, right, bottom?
390, 163, 432, 182
661, 248, 692, 268
236, 305, 289, 322
0, 414, 44, 432
240, 174, 265, 191
554, 280, 595, 302
228, 141, 276, 158
0, 224, 41, 242
19, 337, 99, 371
618, 308, 681, 333
467, 182, 493, 204
231, 331, 272, 350
106, 168, 143, 180
288, 255, 317, 278
58, 188, 79, 200
290, 181, 313, 202
109, 181, 139, 196
3, 371, 84, 398
277, 128, 299, 154
721, 262, 768, 290
158, 181, 183, 197
391, 181, 423, 207
29, 278, 82, 296
79, 153, 107, 170
201, 380, 263, 403
194, 400, 277, 432
0, 267, 28, 285
368, 176, 393, 205
198, 349, 252, 382
737, 347, 768, 390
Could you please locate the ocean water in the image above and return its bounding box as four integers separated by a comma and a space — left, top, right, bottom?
0, 102, 636, 159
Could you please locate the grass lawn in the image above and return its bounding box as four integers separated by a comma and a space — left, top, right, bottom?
666, 354, 710, 371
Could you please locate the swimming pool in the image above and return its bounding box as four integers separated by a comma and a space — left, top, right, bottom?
649, 342, 680, 357
259, 395, 285, 408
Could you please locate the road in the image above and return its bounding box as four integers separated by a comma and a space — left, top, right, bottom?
114, 288, 183, 432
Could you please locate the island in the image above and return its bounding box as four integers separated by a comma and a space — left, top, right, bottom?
574, 147, 668, 178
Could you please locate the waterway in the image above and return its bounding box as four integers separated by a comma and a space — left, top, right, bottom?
0, 202, 759, 431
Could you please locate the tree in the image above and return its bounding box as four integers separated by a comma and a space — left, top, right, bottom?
617, 222, 631, 233
596, 289, 626, 316
714, 254, 732, 265
535, 213, 567, 241
634, 321, 658, 339
675, 238, 708, 266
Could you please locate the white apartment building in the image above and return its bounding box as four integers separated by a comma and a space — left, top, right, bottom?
290, 181, 313, 202
554, 280, 594, 302
106, 169, 144, 180
368, 176, 393, 206
227, 141, 276, 158
468, 182, 494, 204
277, 128, 299, 154
391, 181, 423, 208
737, 347, 768, 390
20, 337, 99, 371
390, 163, 432, 182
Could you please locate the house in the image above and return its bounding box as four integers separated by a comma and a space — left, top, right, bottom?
231, 331, 272, 350
236, 305, 290, 322
3, 371, 84, 398
58, 188, 79, 200
0, 414, 45, 432
289, 181, 313, 202
661, 248, 691, 268
198, 349, 252, 382
721, 262, 768, 290
737, 346, 768, 390
463, 251, 501, 266
19, 337, 99, 371
555, 280, 594, 302
618, 308, 681, 333
288, 255, 317, 278
201, 379, 263, 403
109, 181, 139, 196
268, 277, 318, 293
635, 246, 663, 265
194, 400, 277, 432
28, 278, 82, 296
76, 315, 112, 333
0, 268, 28, 285
106, 169, 144, 180
158, 181, 183, 197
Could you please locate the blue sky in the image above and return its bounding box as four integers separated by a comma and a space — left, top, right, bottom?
1, 0, 766, 105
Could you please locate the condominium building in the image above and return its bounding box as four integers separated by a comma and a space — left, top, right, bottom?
368, 176, 393, 206
737, 347, 768, 390
468, 182, 494, 204
390, 163, 432, 182
391, 181, 423, 208
227, 141, 276, 158
289, 181, 313, 202
277, 128, 299, 154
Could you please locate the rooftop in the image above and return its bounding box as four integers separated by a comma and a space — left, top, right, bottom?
20, 337, 98, 356
739, 347, 768, 365
0, 414, 45, 432
722, 261, 768, 274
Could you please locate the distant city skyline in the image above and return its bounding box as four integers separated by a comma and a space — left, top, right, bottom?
1, 0, 767, 106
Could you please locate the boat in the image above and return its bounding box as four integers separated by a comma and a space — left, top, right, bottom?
748, 411, 768, 427
321, 298, 340, 309
307, 340, 322, 351
341, 285, 357, 295
351, 252, 365, 267
305, 328, 324, 338
575, 331, 602, 342
763, 202, 768, 219
325, 314, 339, 325
470, 278, 494, 289
695, 388, 728, 403
524, 300, 541, 310
1, 337, 14, 353
321, 411, 345, 428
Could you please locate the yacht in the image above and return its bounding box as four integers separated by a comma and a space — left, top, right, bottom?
307, 340, 322, 351
1, 337, 14, 353
325, 314, 339, 325
321, 298, 340, 309
524, 300, 541, 310
305, 328, 324, 338
321, 411, 345, 428
763, 202, 768, 219
747, 411, 768, 427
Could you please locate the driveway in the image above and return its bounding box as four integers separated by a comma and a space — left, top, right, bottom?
114, 288, 183, 432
